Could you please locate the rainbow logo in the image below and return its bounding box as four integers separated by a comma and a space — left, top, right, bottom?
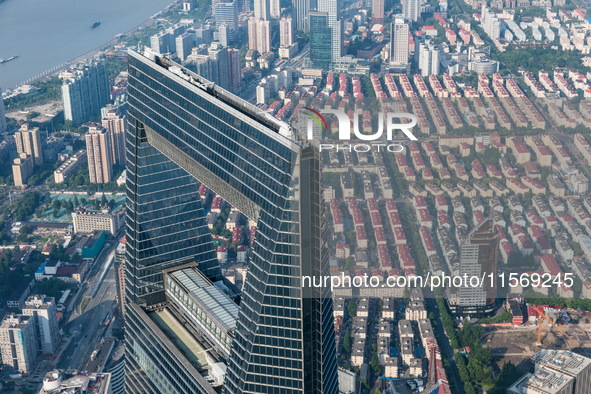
303, 107, 329, 132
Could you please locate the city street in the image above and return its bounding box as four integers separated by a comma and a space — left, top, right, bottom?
55, 240, 119, 372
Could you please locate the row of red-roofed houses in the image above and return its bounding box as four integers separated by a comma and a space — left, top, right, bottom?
329, 199, 344, 233
423, 336, 452, 393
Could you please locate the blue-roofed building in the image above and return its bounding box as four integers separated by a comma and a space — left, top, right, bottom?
35, 262, 48, 281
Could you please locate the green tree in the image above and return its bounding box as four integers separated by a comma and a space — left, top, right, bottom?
37, 278, 68, 298
370, 352, 381, 375
481, 146, 500, 165
344, 256, 355, 270
343, 328, 352, 353
8, 192, 41, 221
490, 362, 521, 393
19, 225, 35, 235
347, 300, 357, 317
457, 321, 484, 349
16, 233, 30, 242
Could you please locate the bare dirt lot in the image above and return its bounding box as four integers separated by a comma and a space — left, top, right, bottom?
6, 101, 63, 123
484, 321, 591, 370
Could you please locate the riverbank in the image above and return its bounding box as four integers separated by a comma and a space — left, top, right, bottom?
66, 0, 182, 69
0, 0, 179, 89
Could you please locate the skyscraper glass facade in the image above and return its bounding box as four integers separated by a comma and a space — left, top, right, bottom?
309, 12, 333, 71
125, 50, 338, 393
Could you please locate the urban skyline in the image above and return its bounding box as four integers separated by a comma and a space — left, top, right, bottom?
3, 0, 591, 393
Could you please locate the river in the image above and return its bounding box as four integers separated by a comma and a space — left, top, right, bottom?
0, 0, 175, 89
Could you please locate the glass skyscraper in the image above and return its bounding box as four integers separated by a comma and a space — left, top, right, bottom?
309, 12, 333, 71
124, 49, 338, 393
448, 218, 499, 317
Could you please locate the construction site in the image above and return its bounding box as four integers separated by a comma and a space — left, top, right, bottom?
484, 304, 591, 370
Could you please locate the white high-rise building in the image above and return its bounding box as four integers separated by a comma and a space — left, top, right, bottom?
481, 4, 501, 40
15, 124, 44, 166
270, 0, 280, 18
390, 18, 410, 65
317, 0, 342, 65
176, 32, 195, 61
257, 19, 271, 53
60, 59, 110, 126
280, 16, 294, 47
293, 0, 310, 32
418, 40, 440, 76
0, 87, 6, 133
22, 295, 59, 354
248, 17, 271, 54
85, 125, 113, 184
403, 0, 420, 22
0, 314, 37, 373
372, 0, 385, 24
533, 350, 591, 394
101, 109, 126, 166
254, 0, 269, 20
12, 153, 34, 187
214, 0, 238, 31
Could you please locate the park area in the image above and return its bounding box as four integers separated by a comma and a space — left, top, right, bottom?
34, 192, 126, 223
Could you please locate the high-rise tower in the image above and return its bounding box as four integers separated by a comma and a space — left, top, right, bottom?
248, 17, 271, 54
22, 295, 59, 354
254, 0, 269, 20
280, 16, 294, 47
390, 18, 410, 66
85, 125, 113, 184
101, 109, 126, 166
403, 0, 420, 22
125, 52, 338, 394
448, 218, 499, 316
60, 59, 110, 126
124, 49, 338, 393
293, 0, 310, 32
317, 0, 342, 66
0, 314, 37, 374
15, 124, 44, 166
310, 12, 333, 70
372, 0, 385, 24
